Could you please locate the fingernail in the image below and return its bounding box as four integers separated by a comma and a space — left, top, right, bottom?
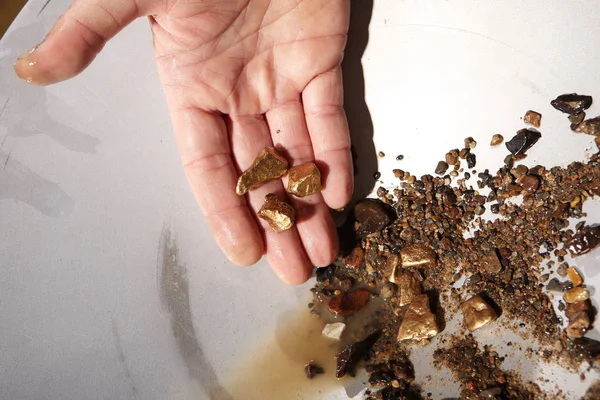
17, 44, 40, 60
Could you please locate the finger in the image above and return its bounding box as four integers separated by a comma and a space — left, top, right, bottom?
173, 107, 264, 266
228, 113, 312, 284
302, 67, 353, 209
14, 0, 144, 85
266, 99, 338, 267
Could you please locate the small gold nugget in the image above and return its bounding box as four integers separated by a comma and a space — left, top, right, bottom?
400, 244, 437, 268
460, 295, 498, 332
257, 194, 295, 232
395, 270, 422, 307
397, 294, 440, 342
287, 162, 322, 197
236, 147, 288, 196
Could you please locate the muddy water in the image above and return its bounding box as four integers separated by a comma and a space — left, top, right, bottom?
223, 298, 383, 400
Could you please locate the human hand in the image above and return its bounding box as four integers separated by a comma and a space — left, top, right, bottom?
14, 0, 353, 284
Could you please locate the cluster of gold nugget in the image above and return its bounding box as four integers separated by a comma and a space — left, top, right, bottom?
236, 147, 322, 232
375, 244, 499, 342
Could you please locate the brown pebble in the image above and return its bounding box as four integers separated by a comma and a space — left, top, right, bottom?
378, 151, 385, 157
563, 287, 590, 304
396, 154, 404, 161
518, 174, 540, 193
445, 152, 458, 165
575, 116, 600, 136
342, 246, 365, 269
464, 137, 477, 149
354, 199, 391, 238
567, 267, 583, 287
328, 289, 371, 317
523, 110, 542, 128
569, 112, 586, 125
435, 161, 449, 175
480, 251, 502, 274
459, 148, 470, 159
566, 313, 590, 338
393, 169, 404, 179
490, 134, 504, 146
567, 224, 600, 256
557, 263, 568, 277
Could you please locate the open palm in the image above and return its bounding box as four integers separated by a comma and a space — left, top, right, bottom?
15, 0, 352, 284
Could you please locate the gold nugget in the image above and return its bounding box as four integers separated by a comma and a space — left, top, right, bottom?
258, 194, 295, 232
287, 162, 322, 197
396, 270, 422, 307
460, 295, 498, 332
397, 294, 440, 341
236, 147, 288, 196
400, 244, 437, 268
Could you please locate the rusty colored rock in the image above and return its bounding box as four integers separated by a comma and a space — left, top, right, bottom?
257, 193, 295, 232
287, 162, 322, 197
490, 134, 504, 146
395, 270, 422, 307
568, 224, 600, 256
342, 246, 365, 269
550, 93, 593, 115
236, 147, 288, 195
328, 289, 371, 317
518, 174, 540, 193
567, 267, 583, 287
575, 116, 600, 136
460, 295, 499, 332
565, 300, 590, 320
397, 294, 440, 341
400, 244, 437, 268
563, 287, 590, 304
480, 251, 502, 274
523, 110, 542, 128
566, 312, 591, 339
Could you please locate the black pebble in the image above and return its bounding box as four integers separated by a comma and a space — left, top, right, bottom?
505, 129, 541, 156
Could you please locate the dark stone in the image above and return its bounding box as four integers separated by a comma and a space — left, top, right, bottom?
568, 224, 600, 256
354, 199, 392, 238
505, 129, 542, 155
316, 264, 335, 283
336, 331, 381, 378
550, 93, 593, 115
466, 153, 476, 169
304, 363, 324, 379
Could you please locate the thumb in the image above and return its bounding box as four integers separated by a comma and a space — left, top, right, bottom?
14, 0, 142, 85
